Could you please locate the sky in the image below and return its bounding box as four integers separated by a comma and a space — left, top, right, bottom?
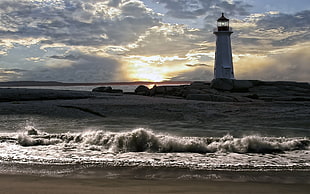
0, 0, 309, 83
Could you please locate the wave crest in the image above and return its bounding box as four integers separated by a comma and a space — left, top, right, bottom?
14, 127, 310, 154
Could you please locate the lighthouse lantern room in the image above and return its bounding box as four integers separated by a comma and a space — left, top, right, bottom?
213, 13, 235, 79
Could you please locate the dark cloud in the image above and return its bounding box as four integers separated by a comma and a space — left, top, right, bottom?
232, 10, 310, 54
256, 10, 310, 46
49, 54, 81, 61
18, 54, 122, 82
257, 10, 310, 30
3, 68, 27, 73
154, 0, 252, 20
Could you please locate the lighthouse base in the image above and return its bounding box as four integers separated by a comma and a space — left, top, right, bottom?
211, 78, 254, 91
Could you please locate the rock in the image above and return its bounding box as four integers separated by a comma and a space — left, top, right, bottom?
109, 89, 123, 93
149, 86, 156, 96
272, 96, 310, 101
135, 85, 150, 96
154, 86, 166, 94
92, 86, 112, 93
211, 79, 254, 91
190, 81, 209, 87
187, 94, 212, 101
163, 86, 183, 96
262, 81, 310, 89
92, 86, 122, 94
186, 94, 236, 102
211, 78, 233, 91
183, 89, 205, 97
149, 85, 166, 96
245, 94, 259, 99
232, 80, 253, 92
27, 127, 38, 135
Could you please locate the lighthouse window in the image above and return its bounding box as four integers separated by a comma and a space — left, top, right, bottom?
218, 21, 228, 27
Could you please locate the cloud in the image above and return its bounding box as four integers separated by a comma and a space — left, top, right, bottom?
14, 53, 123, 82
49, 54, 81, 61
185, 63, 210, 67
232, 10, 310, 54
154, 0, 252, 21
235, 44, 310, 82
126, 23, 211, 57
0, 0, 160, 46
256, 10, 310, 46
0, 68, 26, 81
170, 66, 213, 81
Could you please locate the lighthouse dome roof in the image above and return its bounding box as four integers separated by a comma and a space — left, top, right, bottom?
217, 13, 229, 21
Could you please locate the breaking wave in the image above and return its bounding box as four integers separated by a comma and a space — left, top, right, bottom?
9, 127, 310, 154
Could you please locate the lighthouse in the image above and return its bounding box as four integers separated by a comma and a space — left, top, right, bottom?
213, 13, 235, 79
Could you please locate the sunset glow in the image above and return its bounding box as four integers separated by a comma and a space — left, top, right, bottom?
125, 55, 191, 82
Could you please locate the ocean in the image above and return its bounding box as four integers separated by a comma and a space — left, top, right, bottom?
0, 85, 309, 184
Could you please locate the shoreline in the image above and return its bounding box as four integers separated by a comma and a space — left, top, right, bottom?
0, 80, 193, 87
1, 162, 309, 184
0, 86, 309, 193
0, 174, 309, 194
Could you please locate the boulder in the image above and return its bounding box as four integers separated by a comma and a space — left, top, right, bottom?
135, 85, 150, 96
150, 86, 166, 95
92, 86, 123, 94
109, 89, 123, 93
190, 81, 209, 88
211, 78, 233, 91
155, 86, 166, 94
92, 86, 112, 93
164, 86, 183, 96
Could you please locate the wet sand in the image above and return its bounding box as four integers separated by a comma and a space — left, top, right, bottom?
0, 175, 309, 194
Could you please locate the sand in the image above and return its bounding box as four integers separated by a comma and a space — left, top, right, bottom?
0, 175, 309, 194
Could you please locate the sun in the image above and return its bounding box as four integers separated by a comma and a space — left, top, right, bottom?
126, 61, 167, 82
124, 55, 192, 82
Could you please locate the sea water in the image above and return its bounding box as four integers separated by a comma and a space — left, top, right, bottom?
0, 86, 309, 183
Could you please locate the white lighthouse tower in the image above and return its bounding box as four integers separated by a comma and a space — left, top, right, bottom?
213, 13, 235, 79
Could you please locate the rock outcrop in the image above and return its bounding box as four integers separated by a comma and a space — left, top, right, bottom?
134, 79, 310, 102
211, 78, 255, 91
0, 88, 95, 102
135, 85, 150, 96
92, 86, 123, 94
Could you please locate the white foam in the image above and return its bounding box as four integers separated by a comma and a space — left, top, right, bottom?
11, 127, 310, 154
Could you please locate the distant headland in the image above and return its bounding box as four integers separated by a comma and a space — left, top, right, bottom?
0, 80, 192, 87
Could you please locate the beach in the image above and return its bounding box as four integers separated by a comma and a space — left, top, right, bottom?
1, 174, 309, 194
0, 87, 309, 193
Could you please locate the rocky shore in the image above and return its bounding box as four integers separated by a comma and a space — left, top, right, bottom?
133, 79, 310, 102
0, 79, 309, 103
0, 79, 309, 136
